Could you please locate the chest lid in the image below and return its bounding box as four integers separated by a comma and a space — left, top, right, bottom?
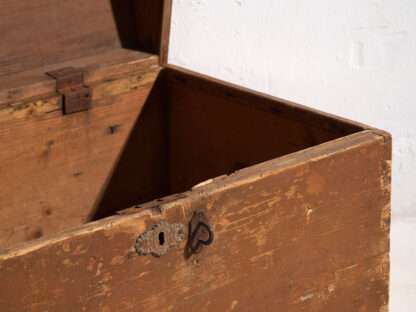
0, 0, 172, 106
0, 0, 171, 75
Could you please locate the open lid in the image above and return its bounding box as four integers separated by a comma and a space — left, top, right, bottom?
0, 0, 172, 76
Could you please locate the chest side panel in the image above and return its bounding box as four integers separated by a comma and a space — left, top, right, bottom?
0, 130, 391, 311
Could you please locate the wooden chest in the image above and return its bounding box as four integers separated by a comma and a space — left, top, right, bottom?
0, 1, 391, 311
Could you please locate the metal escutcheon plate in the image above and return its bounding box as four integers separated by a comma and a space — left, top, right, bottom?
135, 221, 186, 257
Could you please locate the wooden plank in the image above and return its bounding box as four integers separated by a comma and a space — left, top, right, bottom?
166, 67, 365, 193
0, 0, 172, 76
0, 48, 158, 107
0, 68, 165, 250
166, 65, 367, 135
0, 130, 391, 311
159, 0, 173, 66
134, 0, 172, 66
0, 0, 121, 75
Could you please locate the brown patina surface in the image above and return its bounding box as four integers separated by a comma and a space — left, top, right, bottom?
0, 0, 390, 311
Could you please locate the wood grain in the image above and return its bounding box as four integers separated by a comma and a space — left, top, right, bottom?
159, 0, 173, 65
0, 64, 368, 249
0, 48, 158, 107
0, 68, 163, 249
166, 65, 367, 135
166, 66, 365, 193
134, 0, 172, 65
0, 130, 391, 311
0, 0, 171, 75
0, 0, 121, 75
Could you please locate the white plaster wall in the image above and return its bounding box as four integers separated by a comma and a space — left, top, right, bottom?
169, 1, 416, 310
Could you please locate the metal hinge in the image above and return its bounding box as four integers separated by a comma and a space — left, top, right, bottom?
46, 67, 91, 114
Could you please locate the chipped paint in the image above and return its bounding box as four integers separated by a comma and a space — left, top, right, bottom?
229, 300, 238, 311
192, 178, 214, 189
298, 284, 336, 302
304, 205, 314, 224
284, 185, 297, 199
0, 130, 390, 311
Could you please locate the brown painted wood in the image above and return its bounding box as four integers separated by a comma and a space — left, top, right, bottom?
0, 68, 163, 249
0, 130, 391, 311
0, 65, 374, 251
0, 2, 391, 309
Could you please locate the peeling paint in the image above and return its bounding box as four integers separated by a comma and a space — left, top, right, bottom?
298, 284, 336, 303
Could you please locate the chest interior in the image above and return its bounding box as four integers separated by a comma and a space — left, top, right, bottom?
0, 0, 364, 249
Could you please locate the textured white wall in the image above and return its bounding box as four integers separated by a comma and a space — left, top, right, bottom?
169, 1, 416, 311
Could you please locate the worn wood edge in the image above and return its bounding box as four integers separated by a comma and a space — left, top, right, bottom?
0, 191, 185, 261
165, 65, 371, 134
372, 127, 392, 312
0, 213, 144, 261
370, 128, 393, 145
159, 0, 172, 66
190, 129, 390, 193
0, 49, 159, 107
0, 130, 386, 260
0, 67, 162, 122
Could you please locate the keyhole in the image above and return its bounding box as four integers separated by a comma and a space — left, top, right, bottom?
159, 232, 165, 245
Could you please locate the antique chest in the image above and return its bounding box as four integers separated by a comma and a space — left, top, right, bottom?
0, 1, 391, 311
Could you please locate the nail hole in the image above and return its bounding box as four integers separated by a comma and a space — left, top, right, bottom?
159, 232, 165, 245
